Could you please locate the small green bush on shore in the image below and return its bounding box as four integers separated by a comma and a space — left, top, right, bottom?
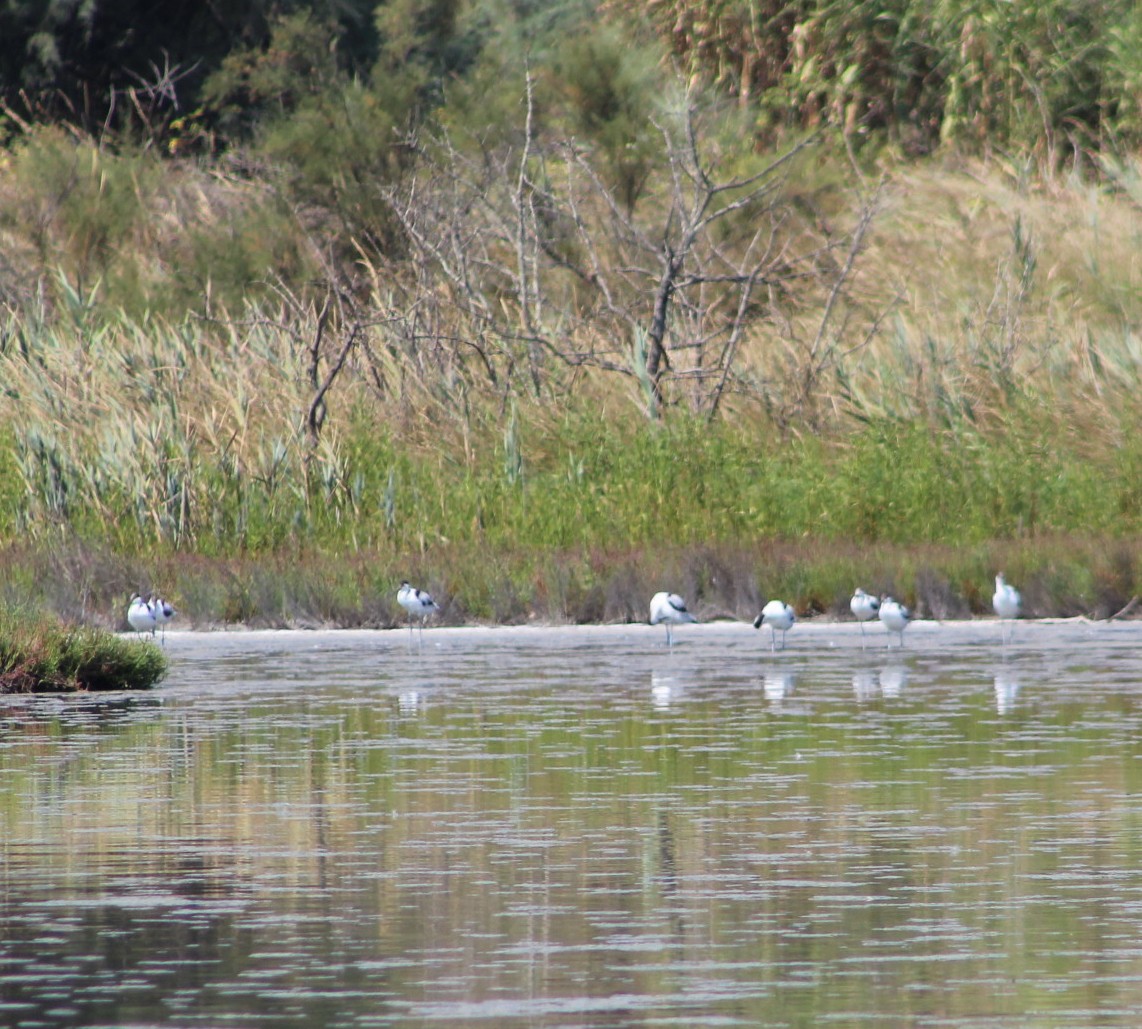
0, 610, 167, 693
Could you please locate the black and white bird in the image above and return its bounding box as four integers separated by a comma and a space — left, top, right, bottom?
754, 599, 795, 652
879, 596, 911, 647
398, 581, 440, 637
649, 591, 696, 647
992, 573, 1021, 644
127, 594, 157, 637
850, 588, 880, 640
153, 597, 176, 643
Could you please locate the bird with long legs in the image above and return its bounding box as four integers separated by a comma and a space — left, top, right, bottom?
153, 597, 176, 644
879, 596, 911, 647
850, 588, 880, 645
649, 592, 696, 648
754, 599, 795, 652
992, 573, 1021, 645
397, 581, 440, 644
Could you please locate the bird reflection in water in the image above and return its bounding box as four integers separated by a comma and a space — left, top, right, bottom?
852, 669, 878, 703
994, 670, 1020, 714
879, 664, 908, 698
852, 665, 908, 701
398, 689, 424, 715
763, 671, 796, 706
651, 671, 681, 710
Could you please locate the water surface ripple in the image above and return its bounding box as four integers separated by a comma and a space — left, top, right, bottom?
1, 619, 1141, 1027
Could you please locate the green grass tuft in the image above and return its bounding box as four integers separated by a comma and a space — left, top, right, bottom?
0, 609, 167, 693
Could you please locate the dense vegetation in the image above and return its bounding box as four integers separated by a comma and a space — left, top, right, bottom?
0, 608, 167, 692
2, 0, 1142, 628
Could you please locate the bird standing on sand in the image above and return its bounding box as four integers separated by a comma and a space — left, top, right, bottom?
992, 573, 1021, 644
649, 592, 697, 647
850, 588, 880, 640
879, 596, 911, 647
127, 594, 157, 637
398, 581, 440, 637
754, 599, 795, 652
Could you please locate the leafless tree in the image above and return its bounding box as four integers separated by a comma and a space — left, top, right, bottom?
381, 74, 884, 422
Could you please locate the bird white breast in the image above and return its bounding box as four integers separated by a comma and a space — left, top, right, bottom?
880, 604, 908, 630
762, 601, 794, 629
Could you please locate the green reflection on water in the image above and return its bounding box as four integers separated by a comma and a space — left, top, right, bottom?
0, 656, 1141, 1028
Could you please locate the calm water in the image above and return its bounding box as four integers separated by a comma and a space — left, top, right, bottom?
3, 619, 1142, 1028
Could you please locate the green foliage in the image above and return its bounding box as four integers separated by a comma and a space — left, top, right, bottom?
546, 26, 664, 209
202, 10, 347, 139
0, 294, 1139, 572
643, 0, 1142, 158
374, 0, 482, 114
934, 0, 1132, 156
0, 124, 330, 316
0, 426, 20, 539
1, 0, 381, 146
5, 0, 1142, 165
179, 200, 315, 311
258, 79, 408, 251
1, 130, 162, 296
5, 3, 1142, 628
0, 608, 167, 692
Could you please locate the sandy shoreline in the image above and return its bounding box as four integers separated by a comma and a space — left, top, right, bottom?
143, 615, 1131, 660
150, 614, 1107, 634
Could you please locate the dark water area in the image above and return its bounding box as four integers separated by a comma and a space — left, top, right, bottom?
2, 619, 1142, 1027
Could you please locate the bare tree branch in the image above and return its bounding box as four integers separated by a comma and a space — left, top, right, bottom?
377, 73, 885, 423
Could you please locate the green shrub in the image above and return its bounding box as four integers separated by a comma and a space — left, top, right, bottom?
0, 609, 167, 693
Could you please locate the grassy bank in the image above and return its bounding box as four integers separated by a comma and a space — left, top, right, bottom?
3, 149, 1142, 627
4, 348, 1142, 627
0, 609, 168, 693
4, 323, 1142, 627
3, 528, 1137, 632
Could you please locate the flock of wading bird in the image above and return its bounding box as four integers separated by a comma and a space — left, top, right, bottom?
650, 574, 1024, 651
127, 575, 1026, 651
127, 593, 176, 642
